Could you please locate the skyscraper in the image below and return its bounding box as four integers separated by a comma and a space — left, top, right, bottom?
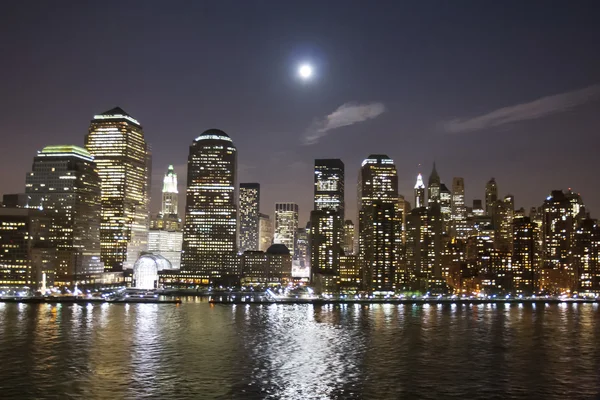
495, 195, 514, 252
485, 178, 498, 218
310, 209, 342, 292
414, 173, 425, 208
574, 218, 600, 295
239, 183, 260, 252
148, 165, 182, 269
258, 213, 273, 252
512, 216, 538, 295
181, 129, 238, 282
451, 177, 469, 239
406, 204, 444, 293
439, 183, 452, 234
25, 145, 103, 277
274, 203, 299, 254
358, 154, 400, 293
311, 159, 344, 291
427, 162, 441, 204
85, 107, 150, 271
151, 165, 181, 231
314, 159, 345, 216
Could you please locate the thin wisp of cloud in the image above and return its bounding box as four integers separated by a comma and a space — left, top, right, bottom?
303, 102, 385, 145
444, 84, 600, 133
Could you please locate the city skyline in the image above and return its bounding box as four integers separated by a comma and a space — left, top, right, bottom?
1, 2, 600, 225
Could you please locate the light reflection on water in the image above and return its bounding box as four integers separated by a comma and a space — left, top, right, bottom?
0, 301, 598, 399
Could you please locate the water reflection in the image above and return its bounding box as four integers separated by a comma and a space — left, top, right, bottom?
0, 302, 598, 399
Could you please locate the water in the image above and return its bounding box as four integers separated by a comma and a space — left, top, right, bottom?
0, 300, 599, 399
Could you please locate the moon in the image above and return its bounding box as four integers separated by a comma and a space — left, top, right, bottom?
298, 64, 313, 80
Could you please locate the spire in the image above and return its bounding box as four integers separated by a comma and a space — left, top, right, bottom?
162, 165, 178, 194
428, 162, 440, 186
414, 173, 425, 189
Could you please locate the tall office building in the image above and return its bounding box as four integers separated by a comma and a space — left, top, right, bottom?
343, 220, 355, 255
181, 129, 238, 281
239, 183, 260, 252
274, 203, 299, 254
314, 159, 344, 216
25, 145, 103, 277
258, 213, 273, 252
148, 165, 182, 269
574, 218, 600, 295
439, 183, 452, 234
358, 154, 400, 293
311, 159, 344, 291
495, 195, 514, 252
414, 173, 425, 208
85, 107, 150, 271
406, 204, 444, 293
151, 165, 181, 231
485, 178, 498, 218
512, 216, 538, 295
451, 177, 469, 239
427, 162, 441, 204
310, 209, 342, 292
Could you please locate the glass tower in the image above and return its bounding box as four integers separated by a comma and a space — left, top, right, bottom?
274, 203, 299, 254
239, 183, 260, 252
25, 145, 103, 278
181, 129, 238, 281
85, 107, 150, 271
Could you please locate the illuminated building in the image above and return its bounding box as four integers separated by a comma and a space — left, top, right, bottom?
439, 183, 452, 234
343, 219, 355, 255
310, 209, 342, 293
574, 218, 600, 295
495, 195, 514, 252
0, 208, 51, 289
181, 129, 238, 282
293, 226, 310, 280
148, 165, 182, 269
314, 159, 344, 215
485, 178, 498, 218
239, 183, 260, 252
427, 162, 441, 204
339, 254, 360, 294
451, 177, 469, 239
25, 145, 103, 278
85, 107, 150, 271
358, 154, 400, 293
540, 190, 584, 293
258, 213, 273, 252
311, 159, 345, 292
414, 173, 425, 208
241, 245, 292, 286
274, 203, 298, 254
151, 165, 181, 231
406, 204, 445, 293
512, 216, 538, 295
480, 250, 512, 294
132, 253, 171, 289
148, 230, 182, 269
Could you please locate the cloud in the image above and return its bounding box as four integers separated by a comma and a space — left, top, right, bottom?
443, 84, 600, 134
303, 102, 386, 145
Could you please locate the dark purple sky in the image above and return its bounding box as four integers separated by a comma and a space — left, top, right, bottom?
1, 1, 599, 224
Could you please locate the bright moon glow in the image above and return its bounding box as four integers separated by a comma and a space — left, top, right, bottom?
299, 64, 313, 79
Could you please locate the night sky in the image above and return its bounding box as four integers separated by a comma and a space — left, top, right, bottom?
1, 1, 599, 224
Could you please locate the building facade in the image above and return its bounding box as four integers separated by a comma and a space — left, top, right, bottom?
181, 129, 238, 282
239, 183, 260, 252
25, 145, 103, 278
258, 213, 273, 252
274, 203, 299, 255
85, 107, 150, 271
